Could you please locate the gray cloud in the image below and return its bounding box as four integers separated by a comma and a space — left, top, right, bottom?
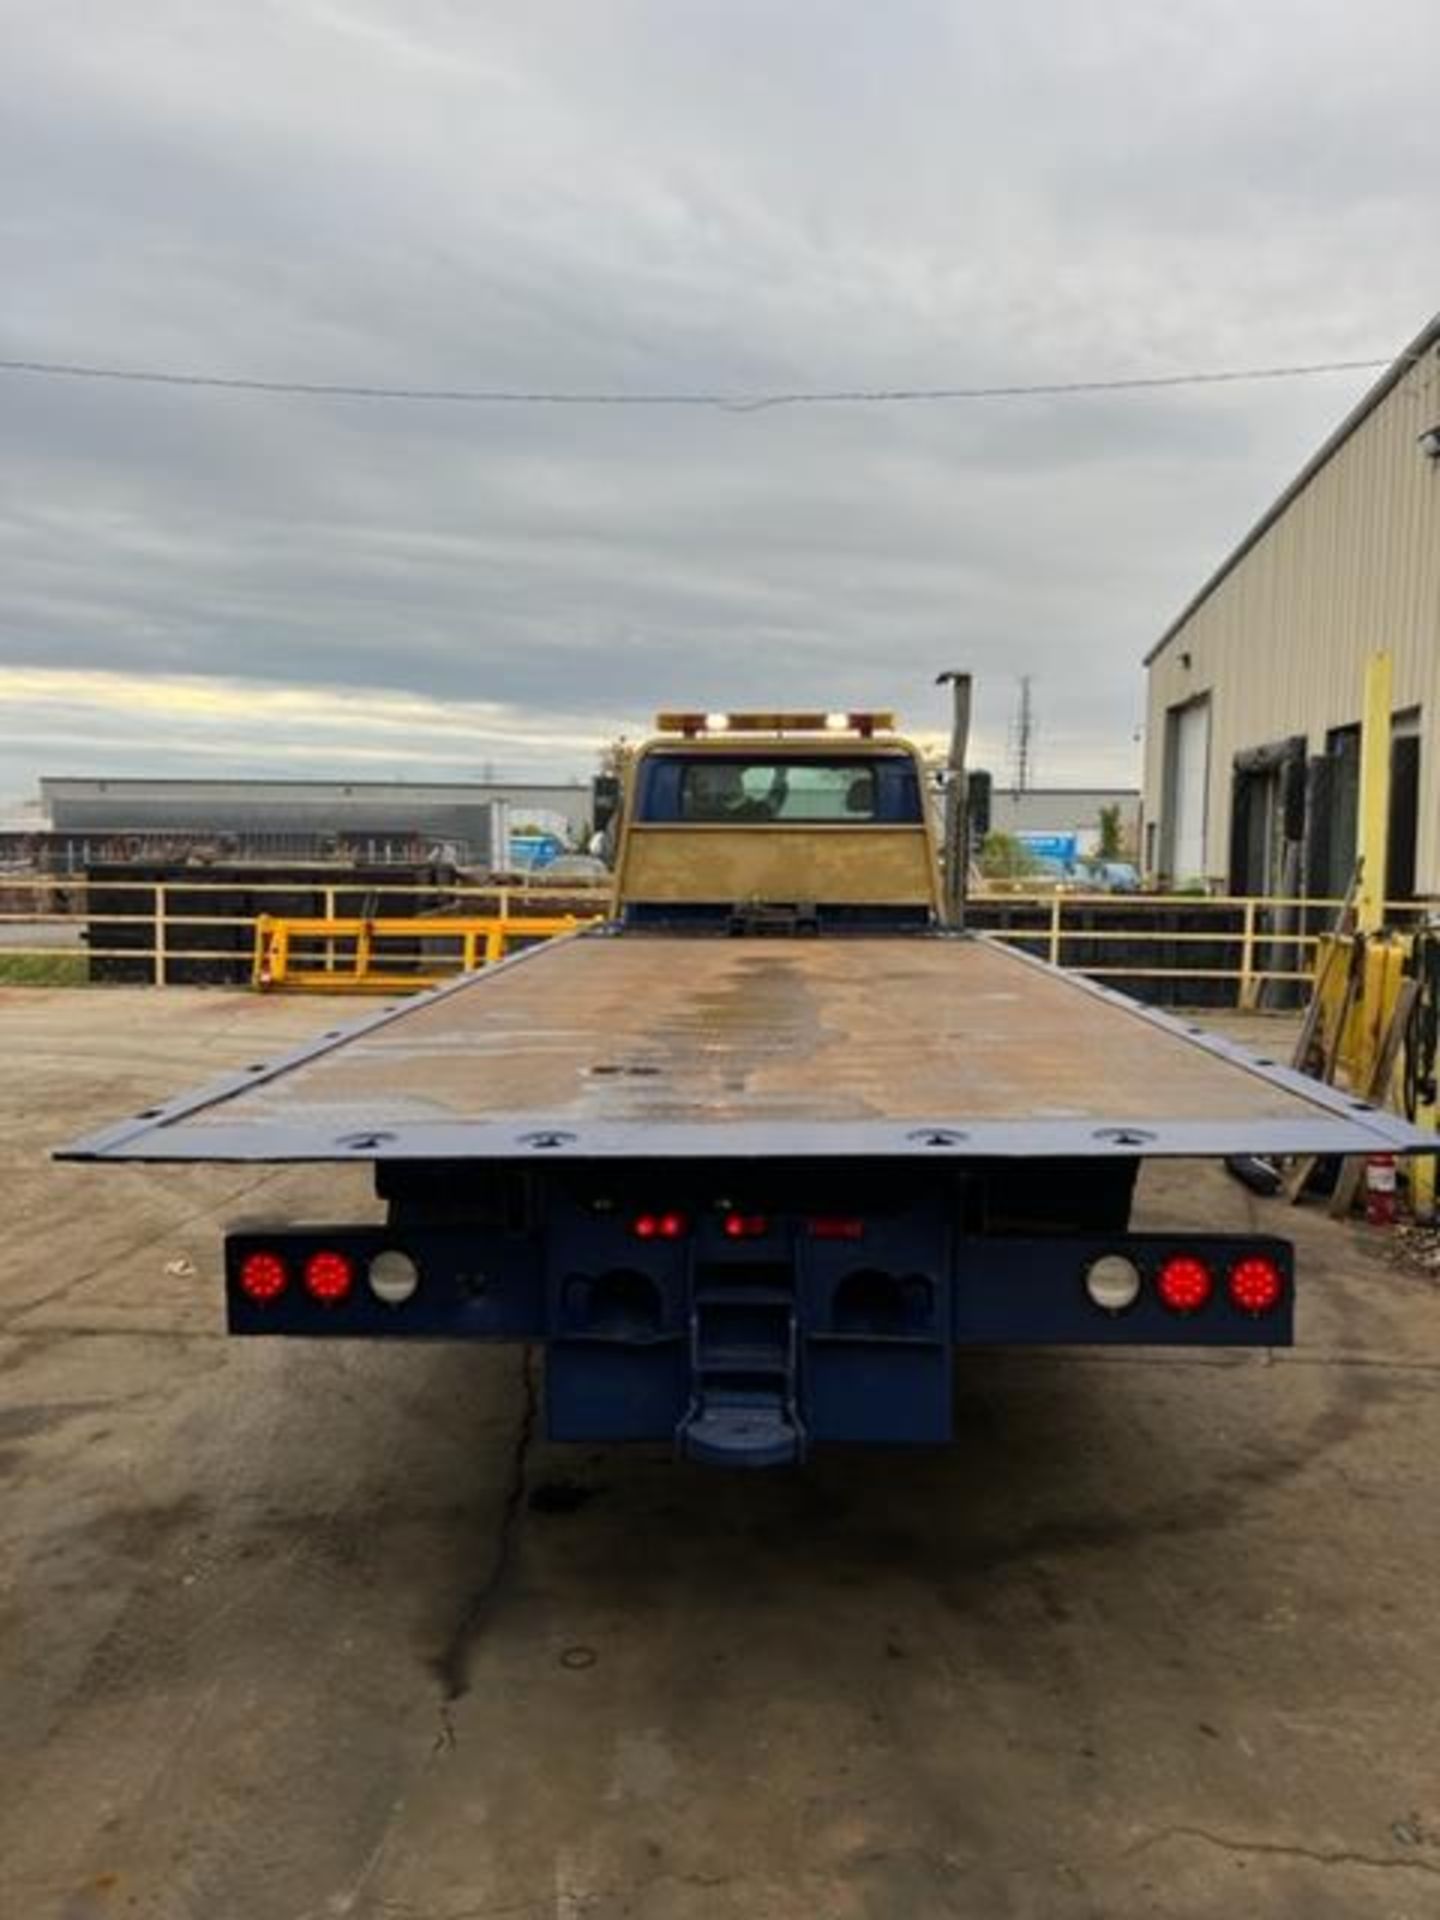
2, 0, 1437, 797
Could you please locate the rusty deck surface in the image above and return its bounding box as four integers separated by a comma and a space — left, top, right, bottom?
63, 933, 1429, 1164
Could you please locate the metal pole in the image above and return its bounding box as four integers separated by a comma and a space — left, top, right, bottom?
154, 884, 167, 988
1239, 898, 1257, 1010
935, 671, 972, 928
1357, 650, 1392, 936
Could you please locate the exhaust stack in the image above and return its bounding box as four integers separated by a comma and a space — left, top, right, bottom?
935, 670, 972, 929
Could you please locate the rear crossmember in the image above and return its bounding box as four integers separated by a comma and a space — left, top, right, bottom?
226, 1208, 1292, 1467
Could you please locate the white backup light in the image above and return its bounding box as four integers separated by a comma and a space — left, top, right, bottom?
1084, 1254, 1142, 1313
368, 1249, 420, 1305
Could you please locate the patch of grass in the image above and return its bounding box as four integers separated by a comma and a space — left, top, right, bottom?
0, 952, 90, 987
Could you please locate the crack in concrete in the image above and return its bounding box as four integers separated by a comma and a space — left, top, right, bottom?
431, 1344, 538, 1710
373, 1898, 548, 1920
372, 1867, 739, 1920
0, 1327, 226, 1344
988, 1349, 1440, 1377
306, 1827, 1440, 1920
1131, 1823, 1440, 1877
0, 1165, 286, 1333
431, 1702, 457, 1756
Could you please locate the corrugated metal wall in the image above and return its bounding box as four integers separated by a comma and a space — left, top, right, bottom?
988, 788, 1140, 839
41, 778, 592, 842
1144, 339, 1440, 890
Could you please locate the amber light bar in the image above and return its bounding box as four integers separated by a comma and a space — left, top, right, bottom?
654, 710, 897, 737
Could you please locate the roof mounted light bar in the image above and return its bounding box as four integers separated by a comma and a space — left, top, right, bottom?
654, 710, 897, 738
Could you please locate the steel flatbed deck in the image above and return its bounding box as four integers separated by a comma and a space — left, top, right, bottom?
61, 931, 1425, 1164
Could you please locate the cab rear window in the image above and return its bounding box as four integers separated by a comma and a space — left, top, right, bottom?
680, 761, 875, 822
637, 755, 923, 824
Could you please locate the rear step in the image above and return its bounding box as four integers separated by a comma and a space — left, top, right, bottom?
680, 1400, 804, 1468
678, 1274, 805, 1467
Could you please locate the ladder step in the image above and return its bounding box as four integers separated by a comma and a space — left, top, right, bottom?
695, 1345, 792, 1375
679, 1402, 803, 1468
681, 1289, 804, 1466
694, 1284, 793, 1307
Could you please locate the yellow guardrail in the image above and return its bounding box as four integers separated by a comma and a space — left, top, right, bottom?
0, 871, 1434, 1003
967, 891, 1402, 1008
0, 876, 611, 986
252, 913, 597, 992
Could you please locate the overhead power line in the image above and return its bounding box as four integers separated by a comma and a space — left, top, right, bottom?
0, 350, 1412, 411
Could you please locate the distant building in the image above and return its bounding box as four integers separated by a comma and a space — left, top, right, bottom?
987, 787, 1140, 854
1143, 315, 1440, 897
39, 776, 593, 868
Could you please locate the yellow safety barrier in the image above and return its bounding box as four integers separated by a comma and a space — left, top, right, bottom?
1305, 931, 1411, 1089
0, 870, 1434, 1004
252, 913, 596, 993
1301, 928, 1438, 1216
971, 891, 1353, 1008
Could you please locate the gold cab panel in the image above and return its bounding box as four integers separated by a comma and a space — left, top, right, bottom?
614, 729, 941, 917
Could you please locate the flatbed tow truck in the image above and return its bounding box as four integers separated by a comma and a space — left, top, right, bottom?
61, 693, 1428, 1465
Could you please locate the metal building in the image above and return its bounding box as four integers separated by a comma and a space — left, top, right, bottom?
40, 777, 592, 866
1142, 315, 1440, 897
988, 787, 1140, 850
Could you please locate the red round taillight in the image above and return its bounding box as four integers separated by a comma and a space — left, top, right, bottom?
303, 1250, 354, 1303
238, 1250, 287, 1303
1156, 1254, 1214, 1314
1227, 1255, 1284, 1315
632, 1211, 687, 1240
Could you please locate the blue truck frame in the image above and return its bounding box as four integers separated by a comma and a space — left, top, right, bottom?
224, 1202, 1292, 1465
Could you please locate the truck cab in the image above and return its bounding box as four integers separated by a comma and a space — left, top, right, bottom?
612, 711, 942, 932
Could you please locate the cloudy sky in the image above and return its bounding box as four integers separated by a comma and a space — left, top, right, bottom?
2, 1, 1436, 807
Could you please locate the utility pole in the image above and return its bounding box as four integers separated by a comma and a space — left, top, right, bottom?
1009, 676, 1035, 795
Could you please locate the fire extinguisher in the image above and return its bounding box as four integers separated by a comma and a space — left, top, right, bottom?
1365, 1154, 1398, 1227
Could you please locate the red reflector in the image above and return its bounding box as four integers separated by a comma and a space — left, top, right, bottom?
1156, 1254, 1213, 1314
303, 1249, 354, 1303
238, 1250, 287, 1303
1227, 1255, 1284, 1315
723, 1212, 768, 1239
808, 1216, 865, 1241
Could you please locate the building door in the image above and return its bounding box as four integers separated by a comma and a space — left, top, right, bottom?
1388, 709, 1421, 904
1231, 767, 1280, 895
1317, 714, 1420, 903
1165, 697, 1210, 883
1230, 736, 1306, 897
1321, 724, 1361, 896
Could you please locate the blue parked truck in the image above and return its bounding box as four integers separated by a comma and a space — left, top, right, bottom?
62, 700, 1425, 1465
